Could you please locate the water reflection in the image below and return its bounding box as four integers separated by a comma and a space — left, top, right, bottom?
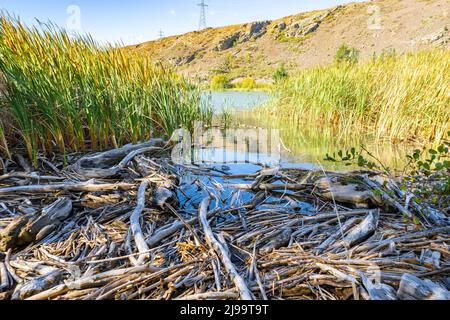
201, 91, 416, 171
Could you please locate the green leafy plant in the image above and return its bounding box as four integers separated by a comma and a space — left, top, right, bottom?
324, 147, 381, 171
334, 44, 360, 64
325, 132, 450, 211
273, 64, 289, 83
403, 132, 450, 208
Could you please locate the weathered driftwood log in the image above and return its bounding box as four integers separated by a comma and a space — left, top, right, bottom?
69, 139, 165, 179
315, 176, 382, 208
12, 269, 63, 300
129, 181, 151, 265
397, 274, 450, 300
0, 262, 10, 291
260, 228, 292, 253
0, 172, 65, 182
338, 210, 380, 248
0, 181, 135, 195
360, 273, 397, 300
314, 217, 359, 255
199, 197, 253, 301
152, 187, 175, 208
0, 198, 72, 251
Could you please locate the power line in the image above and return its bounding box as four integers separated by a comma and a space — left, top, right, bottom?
198, 0, 208, 30
158, 29, 165, 39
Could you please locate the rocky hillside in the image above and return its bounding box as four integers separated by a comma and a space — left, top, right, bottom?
127, 0, 450, 83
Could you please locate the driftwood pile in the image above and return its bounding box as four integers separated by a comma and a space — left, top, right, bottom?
0, 140, 448, 300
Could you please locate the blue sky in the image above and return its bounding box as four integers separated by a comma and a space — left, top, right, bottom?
0, 0, 366, 45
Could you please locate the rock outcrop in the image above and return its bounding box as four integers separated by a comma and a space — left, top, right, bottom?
216, 21, 270, 51
275, 9, 337, 40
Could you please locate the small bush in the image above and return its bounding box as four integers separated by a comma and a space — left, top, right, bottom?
334, 44, 360, 64
210, 74, 230, 90
273, 64, 289, 83
241, 77, 255, 90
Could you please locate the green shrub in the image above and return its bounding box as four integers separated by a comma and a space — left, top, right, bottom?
334, 44, 360, 64
273, 64, 289, 83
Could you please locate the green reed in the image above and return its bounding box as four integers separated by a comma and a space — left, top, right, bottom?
260, 49, 450, 145
0, 14, 211, 161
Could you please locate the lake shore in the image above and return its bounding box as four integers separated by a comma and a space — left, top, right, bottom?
0, 140, 449, 300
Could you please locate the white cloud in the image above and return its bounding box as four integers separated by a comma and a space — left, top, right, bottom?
170, 9, 176, 16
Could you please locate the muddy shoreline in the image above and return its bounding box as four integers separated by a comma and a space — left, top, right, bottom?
0, 140, 449, 300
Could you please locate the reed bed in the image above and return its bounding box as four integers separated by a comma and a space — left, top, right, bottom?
261, 49, 450, 144
0, 14, 211, 162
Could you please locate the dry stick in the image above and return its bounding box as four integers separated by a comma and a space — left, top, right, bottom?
227, 183, 311, 191
0, 262, 10, 291
26, 264, 160, 300
252, 238, 268, 300
95, 263, 191, 300
0, 172, 65, 182
314, 218, 359, 255
175, 290, 239, 300
165, 203, 206, 250
129, 180, 151, 265
0, 181, 136, 195
117, 147, 163, 168
351, 226, 450, 254
84, 239, 179, 265
146, 207, 220, 248
127, 265, 196, 300
5, 250, 22, 284
361, 176, 414, 219
199, 197, 253, 301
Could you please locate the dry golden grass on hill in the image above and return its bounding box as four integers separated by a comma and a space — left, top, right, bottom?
127, 0, 450, 82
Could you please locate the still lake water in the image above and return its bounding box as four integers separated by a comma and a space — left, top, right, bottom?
200, 91, 413, 171
202, 90, 270, 112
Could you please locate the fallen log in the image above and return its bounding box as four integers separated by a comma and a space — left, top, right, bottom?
397, 274, 450, 300
69, 139, 165, 179
12, 269, 63, 300
0, 181, 136, 195
129, 181, 151, 265
0, 198, 72, 251
360, 272, 397, 300
199, 197, 253, 301
0, 262, 9, 291
315, 176, 380, 208
0, 172, 65, 182
337, 210, 380, 249
314, 217, 359, 255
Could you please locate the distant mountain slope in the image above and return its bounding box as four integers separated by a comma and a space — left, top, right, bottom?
127, 0, 450, 83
